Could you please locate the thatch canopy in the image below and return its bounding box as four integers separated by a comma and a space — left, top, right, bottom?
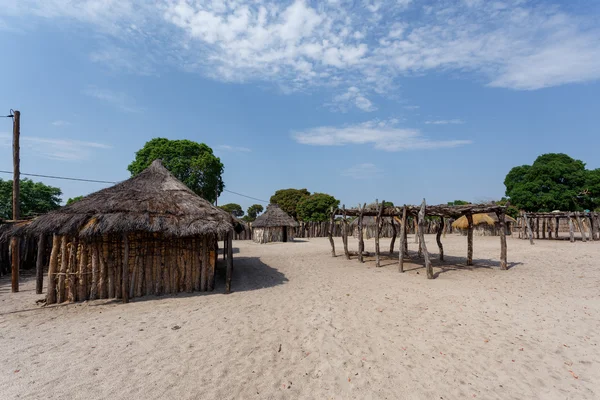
12, 160, 234, 239
252, 204, 298, 228
452, 213, 516, 229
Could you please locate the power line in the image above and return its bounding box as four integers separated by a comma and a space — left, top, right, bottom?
0, 170, 270, 203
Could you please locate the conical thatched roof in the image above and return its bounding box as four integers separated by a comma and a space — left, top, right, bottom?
452, 213, 516, 229
252, 204, 298, 228
16, 160, 234, 238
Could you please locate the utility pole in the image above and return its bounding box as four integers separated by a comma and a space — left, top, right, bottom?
11, 110, 20, 292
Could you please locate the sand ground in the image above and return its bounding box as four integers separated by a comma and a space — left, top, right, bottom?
1, 234, 599, 399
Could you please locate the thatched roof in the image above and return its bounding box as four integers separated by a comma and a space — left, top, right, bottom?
252, 204, 298, 228
452, 213, 516, 229
10, 160, 234, 239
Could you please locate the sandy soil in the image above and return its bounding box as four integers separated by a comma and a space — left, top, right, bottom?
1, 234, 599, 399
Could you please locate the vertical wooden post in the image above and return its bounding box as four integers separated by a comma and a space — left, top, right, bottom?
35, 234, 46, 294
498, 212, 507, 270
357, 203, 365, 263
208, 236, 216, 291
523, 212, 534, 245
99, 240, 107, 299
67, 238, 78, 303
389, 216, 397, 255
414, 219, 419, 244
91, 242, 99, 300
436, 218, 444, 261
399, 206, 407, 273
57, 236, 68, 303
201, 235, 208, 292
328, 207, 336, 257
46, 235, 60, 304
542, 218, 546, 239
122, 234, 129, 303
375, 200, 384, 267
11, 110, 20, 292
78, 243, 88, 301
418, 200, 433, 279
225, 231, 233, 293
568, 215, 575, 243
466, 213, 474, 266
555, 217, 560, 239
10, 237, 20, 293
548, 218, 553, 239
342, 205, 350, 260
107, 238, 115, 298
575, 214, 587, 242
535, 218, 539, 239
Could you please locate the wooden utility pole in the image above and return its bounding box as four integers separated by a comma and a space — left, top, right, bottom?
11, 110, 20, 292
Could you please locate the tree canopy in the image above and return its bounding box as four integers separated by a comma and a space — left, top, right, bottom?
504, 153, 600, 212
296, 193, 340, 222
66, 196, 84, 205
447, 200, 470, 206
127, 138, 224, 203
0, 179, 62, 219
219, 203, 244, 217
243, 204, 264, 222
269, 188, 310, 220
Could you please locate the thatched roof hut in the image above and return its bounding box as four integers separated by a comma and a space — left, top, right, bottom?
8, 160, 236, 304
452, 213, 516, 236
252, 204, 298, 243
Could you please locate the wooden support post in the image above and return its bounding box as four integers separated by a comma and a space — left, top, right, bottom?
67, 238, 78, 303
201, 235, 208, 291
90, 241, 99, 300
342, 205, 350, 260
225, 231, 233, 293
498, 212, 508, 270
593, 214, 600, 241
375, 200, 383, 267
535, 218, 540, 239
399, 206, 407, 273
78, 243, 88, 301
568, 215, 575, 243
46, 235, 60, 304
328, 207, 336, 257
10, 237, 20, 293
122, 234, 129, 303
389, 216, 397, 255
357, 203, 365, 263
542, 218, 546, 239
208, 236, 216, 291
99, 240, 107, 299
57, 236, 68, 303
436, 218, 444, 261
466, 213, 474, 266
414, 219, 419, 244
36, 234, 46, 294
575, 213, 587, 242
555, 217, 560, 239
523, 212, 534, 245
548, 218, 553, 239
418, 199, 433, 279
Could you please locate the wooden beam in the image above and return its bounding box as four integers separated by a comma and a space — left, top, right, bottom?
498, 212, 507, 270
436, 218, 444, 261
418, 199, 433, 279
466, 213, 474, 266
36, 234, 46, 294
399, 206, 407, 273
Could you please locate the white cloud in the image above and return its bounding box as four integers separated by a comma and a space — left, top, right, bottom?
82, 85, 142, 113
0, 133, 111, 161
292, 119, 472, 151
425, 119, 464, 125
342, 163, 383, 180
403, 105, 420, 111
2, 1, 600, 92
329, 87, 377, 112
217, 145, 252, 153
51, 120, 71, 127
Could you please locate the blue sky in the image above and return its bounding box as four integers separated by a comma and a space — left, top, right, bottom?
1, 0, 599, 213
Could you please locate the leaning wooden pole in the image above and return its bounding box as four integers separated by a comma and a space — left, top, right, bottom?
399, 206, 407, 273
466, 213, 474, 266
498, 211, 508, 270
225, 231, 233, 294
357, 203, 365, 263
418, 199, 433, 279
35, 234, 46, 294
436, 218, 445, 261
342, 205, 350, 260
327, 207, 336, 257
122, 234, 129, 303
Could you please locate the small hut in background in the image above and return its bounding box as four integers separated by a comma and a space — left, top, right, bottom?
351, 216, 395, 239
252, 204, 298, 244
9, 160, 236, 304
452, 213, 516, 236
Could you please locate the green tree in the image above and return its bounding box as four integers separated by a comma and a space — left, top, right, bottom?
66, 196, 84, 205
0, 179, 62, 219
219, 203, 244, 217
270, 188, 310, 220
296, 193, 340, 222
244, 204, 264, 222
504, 153, 592, 212
127, 138, 224, 203
496, 197, 520, 219
447, 200, 470, 206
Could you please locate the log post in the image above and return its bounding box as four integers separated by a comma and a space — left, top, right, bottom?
417, 200, 433, 279
67, 238, 78, 303
208, 236, 217, 291
498, 212, 507, 270
342, 205, 350, 260
523, 212, 534, 245
90, 241, 99, 300
568, 215, 575, 243
99, 239, 108, 299
575, 213, 587, 242
588, 215, 597, 241
389, 216, 397, 255
78, 243, 88, 301
107, 237, 115, 298
46, 235, 60, 304
9, 237, 19, 293
399, 206, 407, 273
327, 207, 336, 257
122, 234, 129, 303
535, 218, 540, 239
436, 218, 444, 261
466, 213, 474, 266
548, 218, 553, 239
542, 218, 546, 239
201, 235, 208, 292
375, 200, 384, 267
225, 231, 233, 293
36, 234, 46, 294
357, 203, 365, 263
555, 217, 560, 239
57, 236, 68, 303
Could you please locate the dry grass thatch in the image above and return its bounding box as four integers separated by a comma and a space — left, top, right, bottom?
452, 213, 516, 229
10, 160, 234, 239
252, 204, 298, 228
